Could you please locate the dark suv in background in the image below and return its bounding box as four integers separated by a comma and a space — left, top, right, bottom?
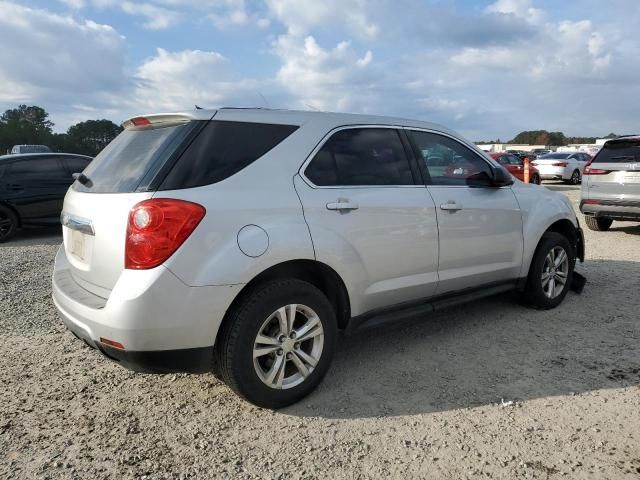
0, 153, 92, 242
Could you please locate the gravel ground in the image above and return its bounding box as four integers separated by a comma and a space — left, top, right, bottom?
1, 185, 639, 479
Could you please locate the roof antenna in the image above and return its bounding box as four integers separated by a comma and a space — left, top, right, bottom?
258, 92, 270, 109
195, 105, 203, 110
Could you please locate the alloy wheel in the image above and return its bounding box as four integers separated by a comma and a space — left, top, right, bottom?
570, 170, 581, 185
253, 303, 324, 390
541, 246, 569, 298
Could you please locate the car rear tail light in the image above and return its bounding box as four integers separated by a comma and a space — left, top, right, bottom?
125, 198, 206, 270
583, 160, 610, 175
582, 199, 600, 205
100, 338, 125, 350
552, 162, 568, 167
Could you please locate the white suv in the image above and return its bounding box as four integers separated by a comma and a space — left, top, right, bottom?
52, 109, 585, 408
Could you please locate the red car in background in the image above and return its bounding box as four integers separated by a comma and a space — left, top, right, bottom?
489, 152, 541, 184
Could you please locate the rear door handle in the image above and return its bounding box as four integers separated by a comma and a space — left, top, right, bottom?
326, 201, 359, 212
440, 202, 463, 211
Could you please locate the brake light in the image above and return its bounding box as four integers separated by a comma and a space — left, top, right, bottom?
130, 117, 151, 127
552, 162, 568, 167
125, 199, 206, 269
583, 159, 610, 175
582, 199, 600, 205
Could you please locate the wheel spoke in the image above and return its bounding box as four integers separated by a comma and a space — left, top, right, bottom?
554, 249, 567, 268
265, 354, 285, 386
290, 352, 309, 378
541, 274, 551, 288
294, 348, 318, 368
276, 307, 289, 335
253, 345, 280, 358
286, 304, 297, 333
295, 316, 321, 342
548, 277, 555, 297
555, 270, 568, 279
255, 334, 279, 346
555, 274, 566, 286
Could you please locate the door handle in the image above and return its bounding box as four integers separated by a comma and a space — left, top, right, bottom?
326, 201, 359, 212
440, 201, 463, 211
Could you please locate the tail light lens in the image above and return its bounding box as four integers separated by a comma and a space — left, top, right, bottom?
125, 199, 206, 269
552, 162, 568, 167
583, 159, 610, 175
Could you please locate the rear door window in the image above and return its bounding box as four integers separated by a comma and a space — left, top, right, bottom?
304, 128, 415, 186
8, 157, 67, 178
62, 156, 91, 175
160, 121, 299, 190
594, 141, 640, 163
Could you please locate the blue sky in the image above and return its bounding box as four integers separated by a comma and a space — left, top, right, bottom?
1, 0, 638, 140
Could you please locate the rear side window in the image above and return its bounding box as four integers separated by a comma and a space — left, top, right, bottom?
62, 156, 91, 174
594, 141, 640, 163
74, 122, 198, 193
304, 128, 414, 186
160, 121, 299, 190
8, 158, 66, 178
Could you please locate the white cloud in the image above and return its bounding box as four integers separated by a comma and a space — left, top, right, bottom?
485, 0, 544, 24
274, 34, 378, 112
120, 1, 180, 30
265, 0, 378, 38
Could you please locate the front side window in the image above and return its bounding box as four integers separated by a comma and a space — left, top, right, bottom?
304, 128, 414, 186
408, 130, 493, 186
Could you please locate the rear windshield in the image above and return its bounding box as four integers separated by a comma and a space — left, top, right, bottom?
73, 122, 198, 193
540, 153, 570, 159
594, 141, 640, 163
159, 120, 298, 190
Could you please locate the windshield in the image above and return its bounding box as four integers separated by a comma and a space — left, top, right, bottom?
540, 153, 571, 159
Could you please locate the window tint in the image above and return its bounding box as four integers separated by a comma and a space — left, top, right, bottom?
593, 141, 640, 163
408, 131, 493, 186
74, 122, 199, 193
63, 156, 91, 174
160, 121, 298, 190
8, 157, 65, 177
304, 128, 414, 186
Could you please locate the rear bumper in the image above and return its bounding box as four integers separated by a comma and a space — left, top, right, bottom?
537, 166, 569, 180
52, 246, 244, 372
580, 200, 640, 221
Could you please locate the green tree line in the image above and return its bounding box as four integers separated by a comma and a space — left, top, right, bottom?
477, 130, 619, 146
0, 105, 122, 157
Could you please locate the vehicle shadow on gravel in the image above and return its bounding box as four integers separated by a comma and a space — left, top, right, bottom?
285, 259, 640, 419
1, 226, 61, 247
610, 224, 640, 235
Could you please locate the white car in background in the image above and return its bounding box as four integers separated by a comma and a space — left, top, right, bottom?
533, 152, 591, 185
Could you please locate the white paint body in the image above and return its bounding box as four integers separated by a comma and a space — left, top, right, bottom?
52, 109, 580, 353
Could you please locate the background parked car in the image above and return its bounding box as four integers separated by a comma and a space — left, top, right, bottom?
533, 152, 591, 184
490, 152, 541, 184
10, 144, 52, 154
532, 148, 551, 158
580, 135, 640, 231
0, 153, 92, 242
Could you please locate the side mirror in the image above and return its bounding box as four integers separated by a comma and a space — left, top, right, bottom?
491, 167, 514, 187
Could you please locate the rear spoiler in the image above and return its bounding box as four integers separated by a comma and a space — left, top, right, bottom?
122, 114, 192, 130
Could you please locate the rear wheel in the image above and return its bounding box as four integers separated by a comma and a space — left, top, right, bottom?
0, 205, 18, 243
584, 216, 613, 231
523, 232, 575, 309
531, 173, 541, 185
566, 169, 581, 185
215, 279, 336, 409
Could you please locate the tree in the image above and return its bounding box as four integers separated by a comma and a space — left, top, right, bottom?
0, 105, 55, 153
63, 119, 122, 156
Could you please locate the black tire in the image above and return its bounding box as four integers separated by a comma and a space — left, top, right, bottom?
0, 205, 18, 243
522, 232, 575, 310
531, 174, 541, 185
584, 216, 612, 232
566, 169, 581, 185
215, 279, 336, 409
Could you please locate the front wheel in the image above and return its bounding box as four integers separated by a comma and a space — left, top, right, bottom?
215, 279, 336, 409
523, 232, 575, 309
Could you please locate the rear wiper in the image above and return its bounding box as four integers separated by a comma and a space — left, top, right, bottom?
72, 172, 93, 187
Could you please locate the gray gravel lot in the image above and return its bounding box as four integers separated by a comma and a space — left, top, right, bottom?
1, 185, 639, 479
